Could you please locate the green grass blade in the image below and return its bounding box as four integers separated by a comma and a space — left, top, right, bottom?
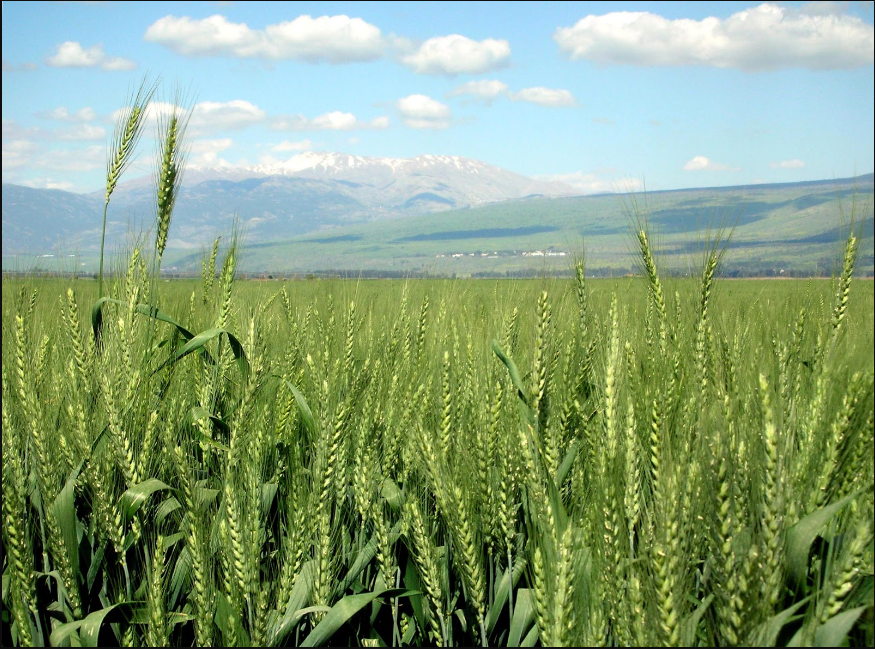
168, 545, 191, 611
289, 382, 317, 436
300, 588, 417, 647
751, 597, 810, 646
118, 478, 172, 522
521, 621, 539, 647
154, 326, 248, 380
52, 460, 87, 600
680, 594, 714, 646
155, 496, 182, 526
50, 602, 139, 647
786, 490, 861, 585
814, 606, 869, 647
556, 439, 578, 485
508, 588, 535, 647
485, 557, 526, 636
268, 559, 315, 646
190, 406, 231, 451
492, 339, 529, 408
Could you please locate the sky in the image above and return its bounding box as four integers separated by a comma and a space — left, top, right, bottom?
2, 1, 874, 195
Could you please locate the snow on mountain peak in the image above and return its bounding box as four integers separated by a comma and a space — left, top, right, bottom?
180, 150, 575, 200
250, 151, 416, 176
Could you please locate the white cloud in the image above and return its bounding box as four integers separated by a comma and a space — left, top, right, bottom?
2, 119, 41, 140
46, 42, 103, 66
45, 41, 136, 70
2, 60, 39, 72
312, 111, 360, 130
4, 145, 105, 176
144, 13, 385, 63
112, 99, 263, 138
16, 177, 77, 191
189, 100, 266, 133
273, 139, 313, 152
400, 34, 511, 74
42, 107, 98, 122
510, 87, 577, 107
534, 171, 644, 194
37, 145, 105, 172
57, 124, 106, 141
683, 155, 739, 171
2, 139, 40, 171
771, 158, 806, 168
593, 117, 615, 126
447, 79, 508, 103
271, 111, 389, 131
798, 2, 853, 17
108, 101, 187, 137
396, 94, 452, 129
188, 138, 235, 167
101, 56, 138, 71
554, 3, 874, 71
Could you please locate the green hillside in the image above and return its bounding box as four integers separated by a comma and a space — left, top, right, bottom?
167, 174, 874, 277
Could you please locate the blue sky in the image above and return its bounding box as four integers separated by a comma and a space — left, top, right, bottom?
2, 1, 873, 195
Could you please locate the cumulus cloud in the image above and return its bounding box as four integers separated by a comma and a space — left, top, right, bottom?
17, 177, 77, 191
41, 107, 98, 122
2, 119, 41, 140
273, 139, 313, 152
144, 14, 385, 63
447, 79, 508, 103
312, 112, 361, 130
1, 136, 106, 188
2, 140, 40, 171
189, 100, 266, 133
45, 41, 136, 70
272, 111, 389, 131
510, 87, 577, 107
40, 145, 105, 172
8, 145, 105, 175
102, 57, 138, 71
400, 34, 511, 74
683, 155, 739, 171
3, 60, 39, 72
396, 94, 452, 129
593, 117, 615, 126
188, 138, 235, 167
57, 124, 106, 141
534, 171, 644, 194
108, 101, 187, 136
771, 158, 806, 168
554, 2, 874, 71
112, 99, 264, 138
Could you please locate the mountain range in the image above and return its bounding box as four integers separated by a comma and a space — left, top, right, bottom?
2, 152, 576, 256
2, 153, 872, 277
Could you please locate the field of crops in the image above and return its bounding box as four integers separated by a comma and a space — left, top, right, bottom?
3, 81, 873, 647
2, 230, 873, 646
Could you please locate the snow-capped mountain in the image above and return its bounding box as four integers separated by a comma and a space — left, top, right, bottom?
221, 151, 575, 208
3, 152, 578, 255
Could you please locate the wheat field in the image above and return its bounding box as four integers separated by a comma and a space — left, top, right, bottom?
1, 79, 873, 648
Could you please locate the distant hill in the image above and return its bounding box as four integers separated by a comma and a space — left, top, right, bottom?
164, 172, 871, 277
1, 152, 575, 257
2, 163, 872, 276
